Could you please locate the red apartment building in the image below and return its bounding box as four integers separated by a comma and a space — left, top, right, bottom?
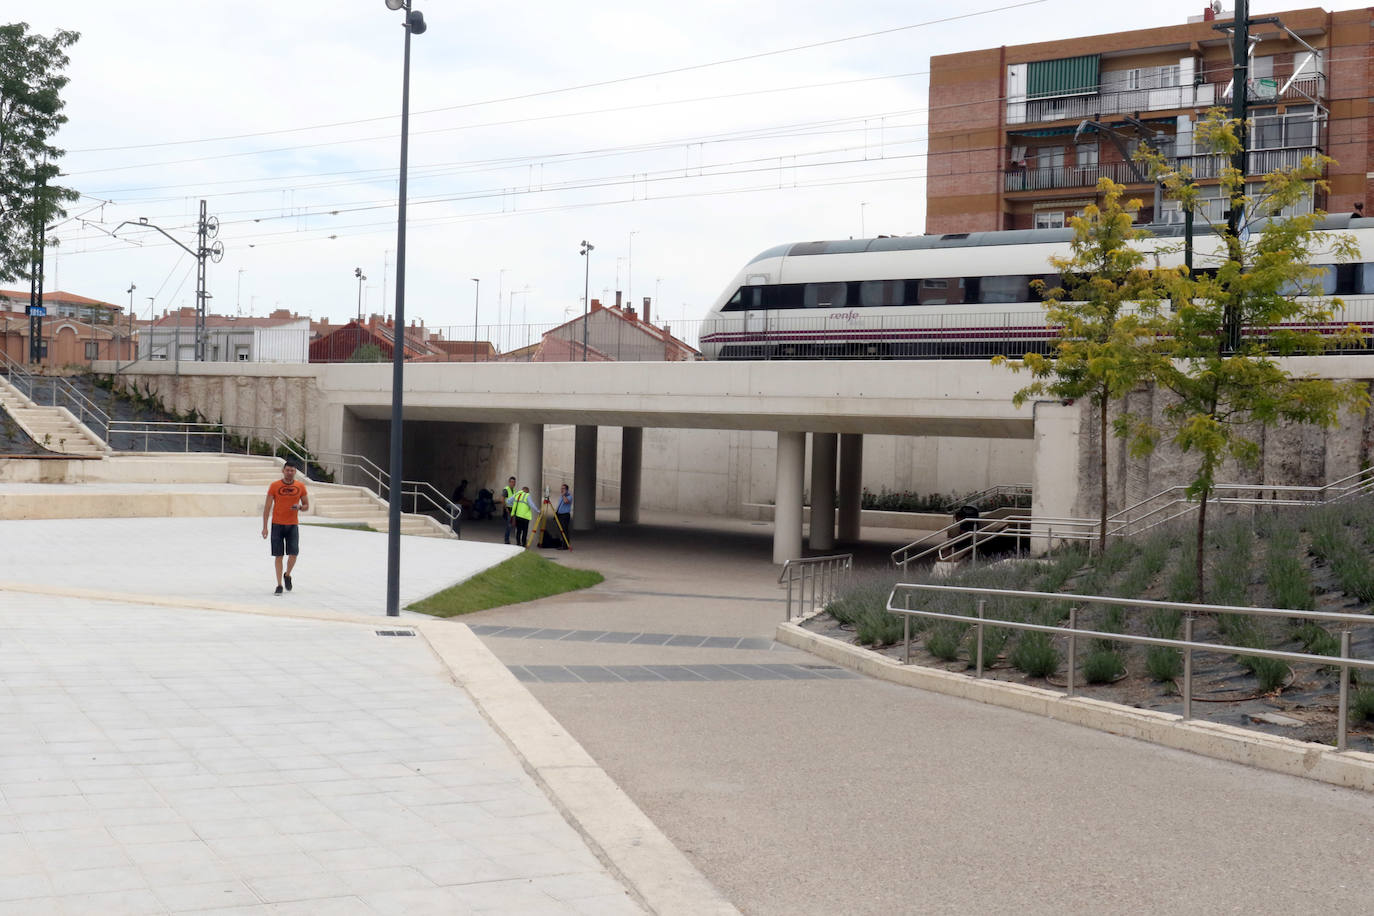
926, 6, 1372, 233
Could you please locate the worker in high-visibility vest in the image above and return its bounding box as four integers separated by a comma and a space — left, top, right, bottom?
501, 476, 518, 544
510, 485, 534, 547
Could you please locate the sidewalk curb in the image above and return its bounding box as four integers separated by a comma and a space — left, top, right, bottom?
777, 620, 1374, 793
419, 621, 740, 916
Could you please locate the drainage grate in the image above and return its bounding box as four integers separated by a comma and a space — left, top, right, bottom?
375, 629, 416, 637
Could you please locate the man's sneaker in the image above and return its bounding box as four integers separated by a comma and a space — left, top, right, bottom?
274, 585, 284, 596
284, 574, 293, 592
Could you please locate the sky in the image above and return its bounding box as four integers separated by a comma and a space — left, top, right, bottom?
16, 1, 1371, 348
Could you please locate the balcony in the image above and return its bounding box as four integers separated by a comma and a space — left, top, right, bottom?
1007, 77, 1322, 126
1004, 146, 1323, 192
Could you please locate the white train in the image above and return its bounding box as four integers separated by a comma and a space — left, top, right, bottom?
698, 218, 1374, 360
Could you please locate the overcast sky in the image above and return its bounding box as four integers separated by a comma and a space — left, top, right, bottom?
17, 1, 1368, 347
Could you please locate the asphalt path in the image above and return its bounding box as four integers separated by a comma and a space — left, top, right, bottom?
463, 512, 1374, 916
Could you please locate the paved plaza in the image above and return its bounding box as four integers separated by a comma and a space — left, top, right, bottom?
0, 515, 732, 915
5, 507, 1374, 914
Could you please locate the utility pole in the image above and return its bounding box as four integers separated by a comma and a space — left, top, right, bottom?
1221, 0, 1250, 352
113, 201, 222, 361
27, 172, 47, 365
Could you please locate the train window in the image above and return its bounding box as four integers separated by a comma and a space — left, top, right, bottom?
860, 280, 905, 307
762, 284, 806, 309
980, 275, 1031, 303
804, 282, 847, 309
721, 287, 763, 312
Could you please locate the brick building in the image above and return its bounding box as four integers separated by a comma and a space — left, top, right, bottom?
926, 6, 1372, 234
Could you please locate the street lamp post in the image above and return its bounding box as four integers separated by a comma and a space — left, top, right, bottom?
470, 277, 480, 361
383, 0, 426, 618
627, 230, 639, 309
579, 240, 593, 360
354, 267, 366, 321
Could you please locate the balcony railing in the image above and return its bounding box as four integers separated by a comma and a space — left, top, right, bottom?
1004, 146, 1322, 192
1007, 77, 1322, 125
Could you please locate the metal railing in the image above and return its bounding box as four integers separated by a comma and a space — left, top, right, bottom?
886, 582, 1374, 750
1003, 146, 1323, 193
779, 554, 852, 621
304, 447, 460, 534
0, 354, 114, 443
894, 468, 1374, 571
946, 483, 1032, 511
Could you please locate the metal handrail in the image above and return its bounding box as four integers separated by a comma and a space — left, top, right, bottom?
945, 483, 1032, 511
779, 554, 853, 621
304, 446, 460, 534
886, 582, 1374, 751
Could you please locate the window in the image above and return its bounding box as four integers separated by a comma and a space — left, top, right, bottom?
859, 280, 906, 308
84, 342, 98, 359
236, 346, 251, 361
1034, 147, 1064, 171
1034, 212, 1066, 230
1076, 143, 1098, 169
803, 282, 847, 309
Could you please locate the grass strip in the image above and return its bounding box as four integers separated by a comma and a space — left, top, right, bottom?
408, 549, 603, 617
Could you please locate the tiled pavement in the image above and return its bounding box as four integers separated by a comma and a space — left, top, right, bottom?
0, 514, 748, 915
0, 592, 642, 915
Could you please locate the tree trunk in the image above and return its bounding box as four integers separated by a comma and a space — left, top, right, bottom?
1098, 392, 1109, 554
1194, 488, 1209, 604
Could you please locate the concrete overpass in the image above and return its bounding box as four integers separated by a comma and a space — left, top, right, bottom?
103, 359, 1052, 562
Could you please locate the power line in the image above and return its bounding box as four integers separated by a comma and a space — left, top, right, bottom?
64, 0, 1045, 155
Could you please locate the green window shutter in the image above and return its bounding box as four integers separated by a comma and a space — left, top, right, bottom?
1026, 55, 1100, 99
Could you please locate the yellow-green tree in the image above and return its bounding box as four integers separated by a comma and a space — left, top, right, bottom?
1140, 112, 1369, 602
995, 179, 1168, 553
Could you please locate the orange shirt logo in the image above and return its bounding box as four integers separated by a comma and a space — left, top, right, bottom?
268, 480, 307, 525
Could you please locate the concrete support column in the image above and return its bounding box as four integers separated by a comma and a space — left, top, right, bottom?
573, 425, 597, 532
620, 426, 642, 525
774, 430, 805, 564
809, 432, 838, 551
518, 423, 544, 505
837, 433, 864, 543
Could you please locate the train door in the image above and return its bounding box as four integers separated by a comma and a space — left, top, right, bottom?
742, 273, 769, 358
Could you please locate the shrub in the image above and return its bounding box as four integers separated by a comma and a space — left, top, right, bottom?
1350, 688, 1374, 725
1294, 622, 1340, 657
925, 623, 966, 661
1010, 631, 1059, 678
1264, 522, 1314, 611
855, 607, 905, 647
965, 625, 1011, 669
826, 570, 900, 628
1167, 538, 1198, 604
1082, 649, 1126, 684
1036, 544, 1088, 594
1247, 656, 1290, 693
1145, 647, 1183, 683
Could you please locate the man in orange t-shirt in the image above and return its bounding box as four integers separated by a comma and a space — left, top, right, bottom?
261, 461, 310, 595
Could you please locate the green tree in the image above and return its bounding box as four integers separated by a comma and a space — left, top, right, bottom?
994, 179, 1167, 552
347, 342, 385, 362
0, 22, 80, 284
1140, 112, 1369, 602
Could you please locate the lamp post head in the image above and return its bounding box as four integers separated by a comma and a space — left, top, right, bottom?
580, 241, 594, 255
384, 0, 405, 9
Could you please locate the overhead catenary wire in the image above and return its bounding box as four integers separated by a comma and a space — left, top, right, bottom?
64, 0, 1048, 156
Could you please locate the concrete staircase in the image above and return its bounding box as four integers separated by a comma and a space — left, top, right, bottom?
0, 377, 107, 458
230, 457, 453, 539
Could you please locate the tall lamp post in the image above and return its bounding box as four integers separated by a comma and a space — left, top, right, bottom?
354, 267, 366, 321
579, 240, 593, 360
383, 0, 426, 618
470, 277, 480, 361
627, 230, 639, 309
